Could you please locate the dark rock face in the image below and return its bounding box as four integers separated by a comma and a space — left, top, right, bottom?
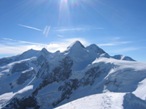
53, 79, 79, 106
36, 61, 50, 79
33, 56, 73, 96
123, 93, 146, 109
53, 56, 73, 82
0, 58, 13, 66
17, 69, 35, 85
81, 67, 100, 86
3, 96, 40, 109
11, 62, 29, 74
36, 55, 47, 66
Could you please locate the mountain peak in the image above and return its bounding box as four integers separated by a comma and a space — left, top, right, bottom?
41, 48, 48, 53
67, 41, 85, 50
17, 49, 39, 59
40, 48, 50, 56
86, 44, 106, 54
23, 48, 37, 54
86, 44, 99, 51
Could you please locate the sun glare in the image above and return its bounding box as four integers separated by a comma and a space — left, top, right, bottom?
59, 0, 71, 26
63, 0, 68, 3
29, 0, 96, 27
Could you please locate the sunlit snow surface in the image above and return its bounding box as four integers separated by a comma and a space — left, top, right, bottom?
0, 92, 14, 108
55, 58, 146, 109
55, 92, 125, 109
133, 78, 146, 100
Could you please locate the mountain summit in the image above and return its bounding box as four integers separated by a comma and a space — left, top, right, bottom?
67, 41, 85, 50
0, 41, 146, 109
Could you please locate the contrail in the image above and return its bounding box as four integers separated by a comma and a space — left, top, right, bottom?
43, 26, 51, 37
18, 24, 42, 32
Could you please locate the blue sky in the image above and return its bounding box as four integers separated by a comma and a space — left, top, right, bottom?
0, 0, 146, 62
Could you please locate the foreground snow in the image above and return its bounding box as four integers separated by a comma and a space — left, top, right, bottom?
55, 92, 125, 109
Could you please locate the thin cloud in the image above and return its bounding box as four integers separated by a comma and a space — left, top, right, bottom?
57, 34, 64, 38
0, 37, 144, 59
0, 37, 89, 56
46, 38, 89, 52
97, 41, 132, 47
55, 27, 104, 32
56, 28, 84, 32
113, 47, 140, 53
18, 24, 42, 32
0, 38, 46, 46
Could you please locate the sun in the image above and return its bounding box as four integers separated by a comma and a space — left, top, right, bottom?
60, 0, 69, 4
63, 0, 68, 3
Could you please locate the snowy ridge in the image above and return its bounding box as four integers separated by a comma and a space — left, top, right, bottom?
0, 41, 146, 109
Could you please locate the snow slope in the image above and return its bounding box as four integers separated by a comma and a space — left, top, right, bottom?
133, 78, 146, 100
55, 92, 125, 109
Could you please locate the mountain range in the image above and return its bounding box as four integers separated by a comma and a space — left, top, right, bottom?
0, 41, 146, 109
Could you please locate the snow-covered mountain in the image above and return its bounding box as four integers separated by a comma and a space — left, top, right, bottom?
0, 41, 146, 109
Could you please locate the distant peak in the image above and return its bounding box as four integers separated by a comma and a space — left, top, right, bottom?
112, 55, 135, 61
41, 48, 48, 52
21, 48, 38, 55
73, 40, 82, 45
67, 41, 85, 50
86, 44, 105, 53
41, 48, 49, 54
26, 48, 35, 52
87, 44, 99, 49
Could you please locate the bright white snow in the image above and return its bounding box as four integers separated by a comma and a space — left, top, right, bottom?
55, 92, 125, 109
17, 85, 33, 94
133, 78, 146, 100
0, 92, 14, 108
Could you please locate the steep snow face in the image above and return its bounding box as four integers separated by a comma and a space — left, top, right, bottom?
64, 41, 109, 71
64, 41, 89, 70
0, 92, 14, 108
86, 44, 109, 57
17, 49, 40, 60
0, 41, 146, 109
67, 41, 85, 50
133, 78, 146, 100
93, 58, 146, 92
